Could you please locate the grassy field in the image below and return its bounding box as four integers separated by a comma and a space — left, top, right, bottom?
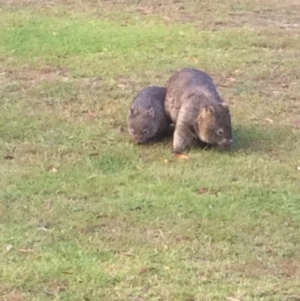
1, 0, 300, 300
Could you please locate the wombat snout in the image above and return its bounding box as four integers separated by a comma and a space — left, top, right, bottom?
217, 138, 233, 149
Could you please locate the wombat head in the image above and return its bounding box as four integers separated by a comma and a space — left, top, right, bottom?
127, 107, 158, 144
197, 102, 233, 149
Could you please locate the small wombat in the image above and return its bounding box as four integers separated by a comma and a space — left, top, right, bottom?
127, 86, 173, 144
165, 68, 233, 153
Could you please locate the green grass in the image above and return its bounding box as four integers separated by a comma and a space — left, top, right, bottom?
1, 1, 300, 300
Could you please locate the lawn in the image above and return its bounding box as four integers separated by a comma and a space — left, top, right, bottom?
1, 0, 300, 300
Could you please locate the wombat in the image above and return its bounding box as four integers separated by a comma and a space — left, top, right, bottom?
165, 68, 233, 153
127, 86, 173, 144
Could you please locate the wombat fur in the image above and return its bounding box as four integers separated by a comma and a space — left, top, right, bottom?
165, 68, 233, 153
127, 86, 173, 144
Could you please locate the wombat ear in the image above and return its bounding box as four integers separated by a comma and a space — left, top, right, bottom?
204, 105, 215, 114
200, 105, 214, 119
147, 107, 155, 118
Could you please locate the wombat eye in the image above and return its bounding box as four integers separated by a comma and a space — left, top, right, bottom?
143, 129, 149, 135
217, 128, 224, 136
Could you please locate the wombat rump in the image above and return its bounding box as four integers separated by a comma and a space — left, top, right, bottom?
127, 86, 173, 144
165, 68, 233, 153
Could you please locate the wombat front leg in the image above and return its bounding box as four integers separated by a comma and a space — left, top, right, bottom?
172, 113, 193, 154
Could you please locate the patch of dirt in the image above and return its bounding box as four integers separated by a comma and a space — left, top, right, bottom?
225, 10, 300, 31
0, 0, 56, 5
2, 0, 300, 32
228, 260, 300, 279
44, 280, 68, 296
0, 66, 69, 88
0, 66, 106, 95
253, 11, 300, 29
1, 290, 30, 301
105, 0, 300, 31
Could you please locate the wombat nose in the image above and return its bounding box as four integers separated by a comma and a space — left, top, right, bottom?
224, 139, 233, 147
218, 138, 233, 149
227, 139, 233, 146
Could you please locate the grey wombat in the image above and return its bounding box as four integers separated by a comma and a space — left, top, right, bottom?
165, 68, 233, 153
127, 86, 173, 144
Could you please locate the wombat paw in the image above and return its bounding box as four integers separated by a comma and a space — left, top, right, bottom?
172, 148, 186, 154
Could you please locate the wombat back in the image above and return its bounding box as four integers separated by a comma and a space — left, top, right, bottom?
127, 86, 173, 144
165, 68, 222, 121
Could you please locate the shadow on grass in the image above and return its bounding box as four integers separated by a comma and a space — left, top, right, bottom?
127, 123, 297, 155
232, 124, 294, 153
